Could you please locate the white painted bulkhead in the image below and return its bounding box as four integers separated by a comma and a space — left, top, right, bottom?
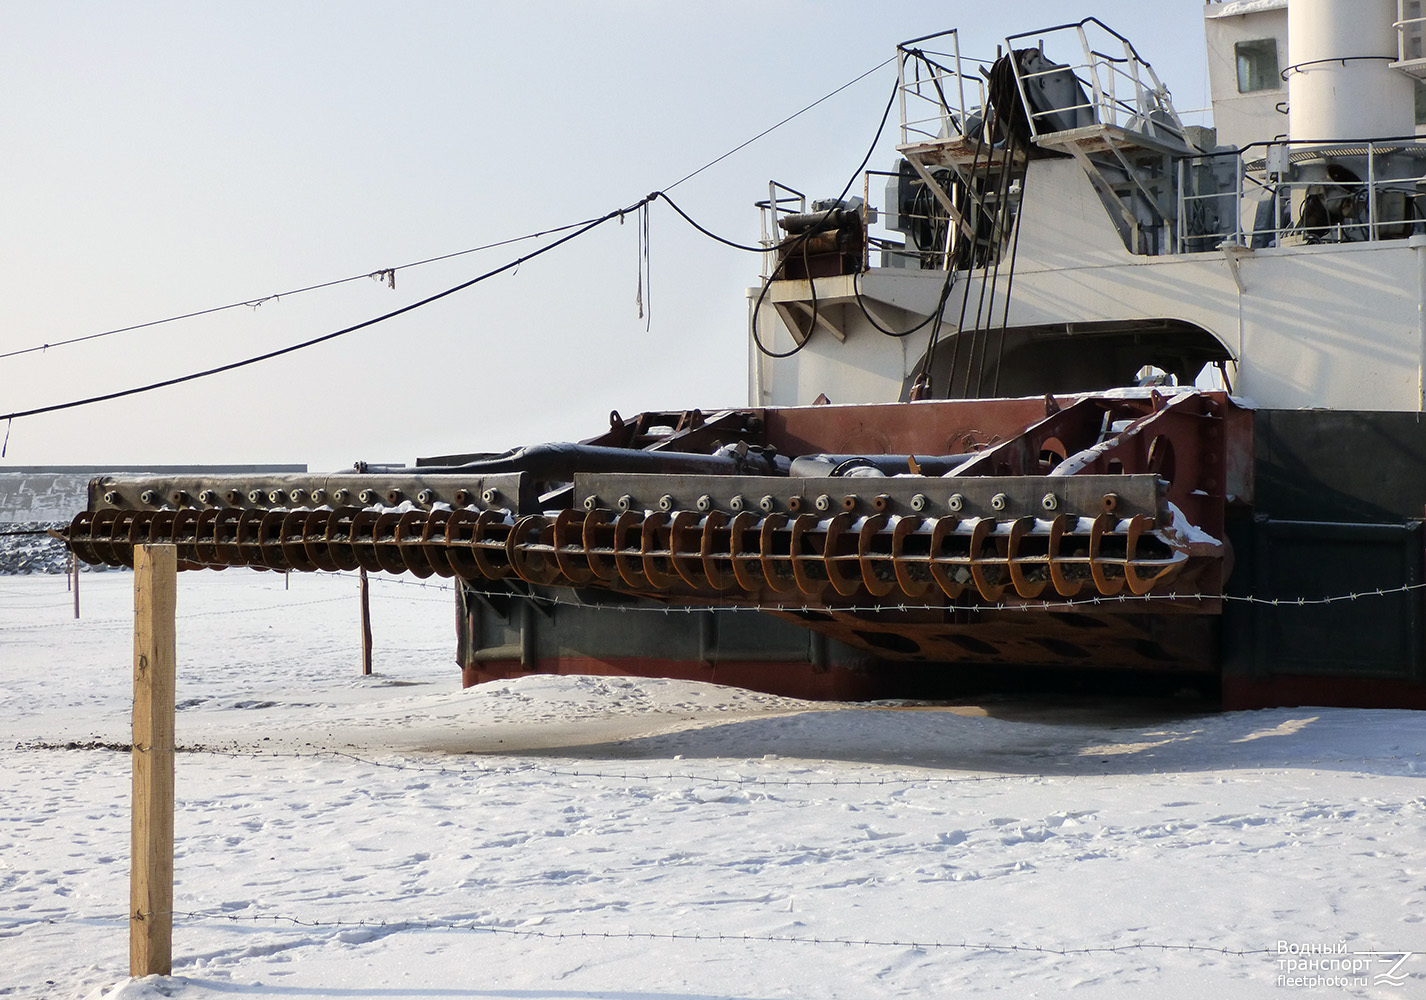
751, 153, 1426, 413
1203, 0, 1288, 151
750, 0, 1426, 415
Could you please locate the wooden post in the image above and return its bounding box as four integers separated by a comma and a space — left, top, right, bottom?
132, 544, 176, 977
359, 568, 373, 676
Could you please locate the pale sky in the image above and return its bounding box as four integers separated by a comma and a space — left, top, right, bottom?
0, 2, 1211, 472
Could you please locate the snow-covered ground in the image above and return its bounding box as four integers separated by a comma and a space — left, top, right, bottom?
3, 570, 1424, 999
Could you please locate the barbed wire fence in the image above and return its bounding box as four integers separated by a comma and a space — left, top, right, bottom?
14, 733, 1419, 790
0, 907, 1281, 961
6, 558, 1423, 657
6, 734, 1410, 976
352, 569, 1426, 610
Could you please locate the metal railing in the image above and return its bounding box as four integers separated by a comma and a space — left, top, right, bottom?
759, 170, 974, 275
1176, 138, 1426, 252
863, 168, 948, 270
1004, 18, 1185, 147
755, 181, 806, 277
754, 167, 1014, 275
766, 140, 1426, 271
1396, 0, 1426, 65
896, 29, 988, 148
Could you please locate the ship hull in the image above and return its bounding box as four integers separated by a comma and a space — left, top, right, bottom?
455, 407, 1426, 711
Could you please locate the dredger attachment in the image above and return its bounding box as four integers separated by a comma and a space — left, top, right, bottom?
66, 389, 1248, 689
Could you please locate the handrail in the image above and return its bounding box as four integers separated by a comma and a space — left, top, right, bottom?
1001, 18, 1183, 144
895, 30, 985, 149
1005, 17, 1156, 71
1280, 55, 1396, 80
1395, 2, 1426, 63
1178, 136, 1426, 253
757, 182, 806, 276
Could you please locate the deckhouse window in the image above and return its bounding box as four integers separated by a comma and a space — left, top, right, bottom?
1235, 38, 1280, 92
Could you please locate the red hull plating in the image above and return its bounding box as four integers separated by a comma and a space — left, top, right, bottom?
1222, 675, 1426, 712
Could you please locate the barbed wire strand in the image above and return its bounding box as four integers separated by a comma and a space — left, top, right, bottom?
0, 909, 1278, 958
3, 559, 1423, 634
14, 738, 1412, 784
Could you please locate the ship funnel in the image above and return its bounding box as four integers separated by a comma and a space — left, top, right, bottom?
1287, 0, 1414, 141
